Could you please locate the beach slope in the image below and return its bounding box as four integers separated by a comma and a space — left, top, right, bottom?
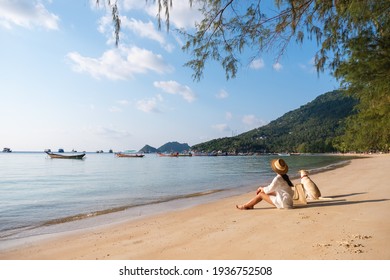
1, 155, 389, 260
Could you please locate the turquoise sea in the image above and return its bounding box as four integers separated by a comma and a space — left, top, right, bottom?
0, 152, 355, 247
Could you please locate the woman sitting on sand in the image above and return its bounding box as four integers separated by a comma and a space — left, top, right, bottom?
236, 158, 294, 210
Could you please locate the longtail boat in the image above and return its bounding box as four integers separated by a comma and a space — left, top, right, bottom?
115, 152, 145, 158
158, 152, 192, 157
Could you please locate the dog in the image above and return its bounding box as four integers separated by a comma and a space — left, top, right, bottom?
299, 170, 322, 200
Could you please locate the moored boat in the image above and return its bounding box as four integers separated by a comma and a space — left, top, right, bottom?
115, 152, 145, 158
46, 152, 86, 159
177, 153, 192, 157
158, 152, 178, 157
158, 152, 192, 157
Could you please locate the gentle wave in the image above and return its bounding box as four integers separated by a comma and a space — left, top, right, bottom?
303, 159, 352, 175
41, 189, 225, 226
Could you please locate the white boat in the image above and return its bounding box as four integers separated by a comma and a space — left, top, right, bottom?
46, 152, 85, 159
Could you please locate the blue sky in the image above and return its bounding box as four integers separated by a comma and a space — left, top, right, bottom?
0, 0, 339, 152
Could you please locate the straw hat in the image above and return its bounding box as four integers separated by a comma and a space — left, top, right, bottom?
271, 158, 289, 175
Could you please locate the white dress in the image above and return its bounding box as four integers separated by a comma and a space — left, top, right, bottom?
262, 174, 294, 209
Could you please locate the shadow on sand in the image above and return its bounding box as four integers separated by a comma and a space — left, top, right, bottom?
237, 192, 389, 210
293, 192, 389, 209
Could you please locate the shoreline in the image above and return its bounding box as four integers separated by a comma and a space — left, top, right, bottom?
1, 154, 389, 259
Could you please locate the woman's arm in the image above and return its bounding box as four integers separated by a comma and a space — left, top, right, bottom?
262, 175, 280, 194
256, 186, 264, 195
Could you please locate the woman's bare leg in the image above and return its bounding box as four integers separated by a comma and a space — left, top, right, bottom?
236, 193, 275, 210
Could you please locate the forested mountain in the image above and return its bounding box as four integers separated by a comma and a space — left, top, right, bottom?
139, 142, 191, 153
158, 142, 191, 153
191, 91, 357, 153
139, 145, 159, 153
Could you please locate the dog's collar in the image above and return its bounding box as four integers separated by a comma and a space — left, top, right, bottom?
301, 175, 309, 179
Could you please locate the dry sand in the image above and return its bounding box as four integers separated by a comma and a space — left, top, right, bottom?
1, 154, 389, 260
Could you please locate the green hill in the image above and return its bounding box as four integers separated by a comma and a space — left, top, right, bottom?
139, 142, 191, 153
158, 142, 191, 153
139, 145, 159, 153
191, 90, 357, 153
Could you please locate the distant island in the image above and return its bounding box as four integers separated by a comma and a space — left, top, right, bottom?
139, 142, 191, 153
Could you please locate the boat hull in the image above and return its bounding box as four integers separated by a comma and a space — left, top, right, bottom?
115, 153, 145, 158
158, 153, 192, 157
46, 152, 85, 159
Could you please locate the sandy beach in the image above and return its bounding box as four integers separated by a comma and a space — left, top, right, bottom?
1, 154, 389, 260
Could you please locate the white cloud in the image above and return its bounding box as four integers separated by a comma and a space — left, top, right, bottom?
136, 97, 161, 113
115, 0, 203, 30
141, 1, 203, 29
164, 2, 203, 29
249, 58, 265, 70
154, 80, 196, 103
212, 123, 230, 133
216, 89, 229, 99
242, 115, 267, 128
89, 0, 102, 10
122, 18, 164, 43
273, 62, 283, 71
93, 0, 148, 11
121, 17, 174, 51
97, 14, 111, 34
122, 0, 148, 10
67, 45, 173, 80
98, 14, 174, 51
0, 0, 59, 30
94, 0, 202, 50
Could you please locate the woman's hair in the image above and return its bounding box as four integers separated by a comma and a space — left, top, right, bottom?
281, 174, 293, 187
